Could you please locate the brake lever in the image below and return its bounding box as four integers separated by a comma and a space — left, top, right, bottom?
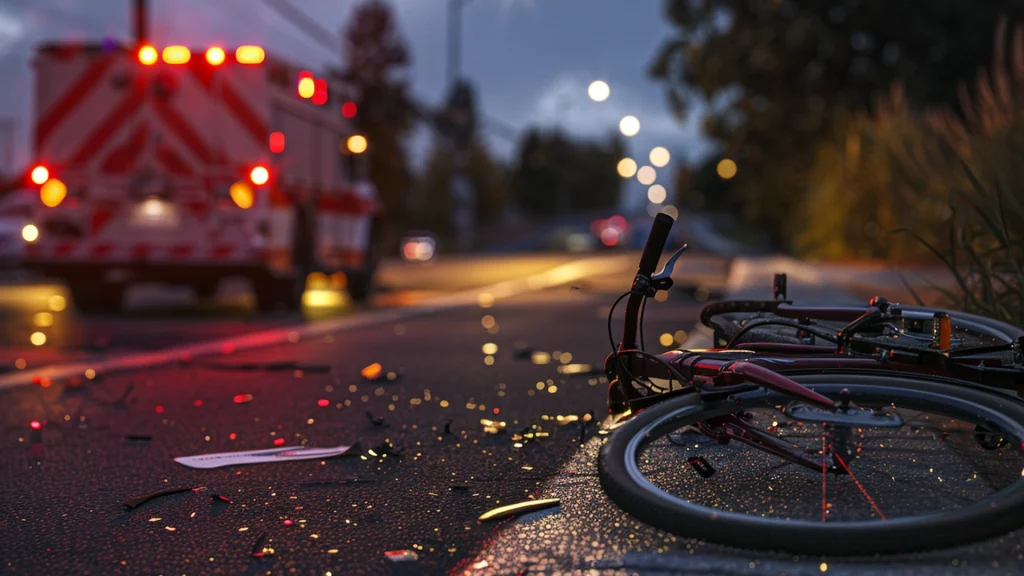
649, 244, 688, 292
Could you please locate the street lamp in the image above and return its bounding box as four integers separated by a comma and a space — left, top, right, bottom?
619, 115, 640, 137
588, 80, 610, 102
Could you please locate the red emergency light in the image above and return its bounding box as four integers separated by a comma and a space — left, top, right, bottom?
312, 79, 328, 106
341, 101, 357, 118
250, 165, 270, 186
206, 47, 226, 66
269, 132, 285, 154
30, 165, 49, 185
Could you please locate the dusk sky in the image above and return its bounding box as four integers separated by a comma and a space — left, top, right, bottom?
0, 0, 714, 209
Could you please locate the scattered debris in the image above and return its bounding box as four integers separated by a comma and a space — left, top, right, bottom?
688, 456, 716, 478
384, 549, 419, 562
557, 363, 601, 375
478, 498, 561, 522
233, 394, 254, 404
114, 383, 135, 406
512, 342, 534, 360
174, 444, 354, 469
297, 478, 376, 489
360, 363, 402, 382
211, 494, 233, 504
124, 486, 204, 510
443, 419, 454, 435
251, 533, 274, 558
480, 419, 506, 435
365, 411, 386, 426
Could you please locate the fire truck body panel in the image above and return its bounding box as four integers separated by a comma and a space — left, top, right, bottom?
25, 43, 378, 309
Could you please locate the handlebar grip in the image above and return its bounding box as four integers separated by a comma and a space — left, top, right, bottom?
638, 213, 674, 276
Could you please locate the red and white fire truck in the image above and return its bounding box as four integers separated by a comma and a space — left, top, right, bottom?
23, 41, 381, 312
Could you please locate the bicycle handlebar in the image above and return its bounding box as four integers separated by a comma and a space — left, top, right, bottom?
621, 213, 675, 351
639, 213, 675, 277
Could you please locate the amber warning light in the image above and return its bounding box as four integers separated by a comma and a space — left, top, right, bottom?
138, 45, 158, 65
206, 47, 226, 66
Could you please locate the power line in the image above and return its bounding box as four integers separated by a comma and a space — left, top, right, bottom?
260, 0, 520, 143
259, 0, 339, 54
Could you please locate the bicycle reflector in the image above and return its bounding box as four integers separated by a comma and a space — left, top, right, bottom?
932, 312, 952, 350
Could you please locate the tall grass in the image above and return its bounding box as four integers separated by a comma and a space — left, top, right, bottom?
798, 18, 1024, 325
915, 18, 1024, 326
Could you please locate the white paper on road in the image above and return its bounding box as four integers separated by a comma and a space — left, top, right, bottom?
174, 445, 354, 469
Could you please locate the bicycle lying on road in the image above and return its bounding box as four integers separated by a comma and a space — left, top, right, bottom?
598, 212, 1024, 556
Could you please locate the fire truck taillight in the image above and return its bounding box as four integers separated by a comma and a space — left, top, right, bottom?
162, 46, 191, 65
40, 179, 67, 208
229, 181, 254, 209
138, 45, 158, 66
269, 132, 285, 154
250, 166, 270, 186
30, 165, 49, 185
312, 79, 328, 106
236, 46, 265, 64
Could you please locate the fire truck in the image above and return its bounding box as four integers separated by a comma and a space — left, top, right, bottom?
22, 40, 381, 312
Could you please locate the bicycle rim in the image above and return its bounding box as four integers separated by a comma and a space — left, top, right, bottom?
599, 374, 1024, 555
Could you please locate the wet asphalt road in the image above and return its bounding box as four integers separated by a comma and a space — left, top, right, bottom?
0, 253, 719, 575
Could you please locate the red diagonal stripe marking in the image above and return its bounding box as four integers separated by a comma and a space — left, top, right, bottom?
156, 145, 194, 176
100, 122, 148, 174
152, 99, 210, 163
70, 88, 145, 165
36, 56, 117, 149
188, 65, 267, 145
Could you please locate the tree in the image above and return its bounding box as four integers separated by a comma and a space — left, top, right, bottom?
649, 0, 1024, 248
414, 139, 509, 247
341, 0, 415, 252
511, 128, 624, 217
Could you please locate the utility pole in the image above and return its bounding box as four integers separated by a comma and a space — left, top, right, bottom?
446, 0, 463, 86
133, 0, 149, 45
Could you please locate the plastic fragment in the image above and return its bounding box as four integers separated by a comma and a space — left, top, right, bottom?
478, 498, 561, 522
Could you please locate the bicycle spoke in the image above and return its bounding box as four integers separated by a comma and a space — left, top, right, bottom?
832, 449, 887, 520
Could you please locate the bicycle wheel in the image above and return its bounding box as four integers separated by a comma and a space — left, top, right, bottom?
599, 373, 1024, 555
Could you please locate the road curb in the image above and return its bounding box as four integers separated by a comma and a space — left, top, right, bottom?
0, 253, 638, 390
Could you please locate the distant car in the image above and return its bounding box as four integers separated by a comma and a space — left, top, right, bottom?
401, 231, 438, 262
545, 225, 597, 252
0, 189, 36, 266
590, 214, 629, 249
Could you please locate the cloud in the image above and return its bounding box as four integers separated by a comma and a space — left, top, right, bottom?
0, 7, 27, 60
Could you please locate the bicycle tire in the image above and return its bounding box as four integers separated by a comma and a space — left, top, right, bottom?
599, 373, 1024, 555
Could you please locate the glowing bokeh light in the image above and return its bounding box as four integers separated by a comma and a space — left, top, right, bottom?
587, 80, 610, 102
619, 115, 640, 137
